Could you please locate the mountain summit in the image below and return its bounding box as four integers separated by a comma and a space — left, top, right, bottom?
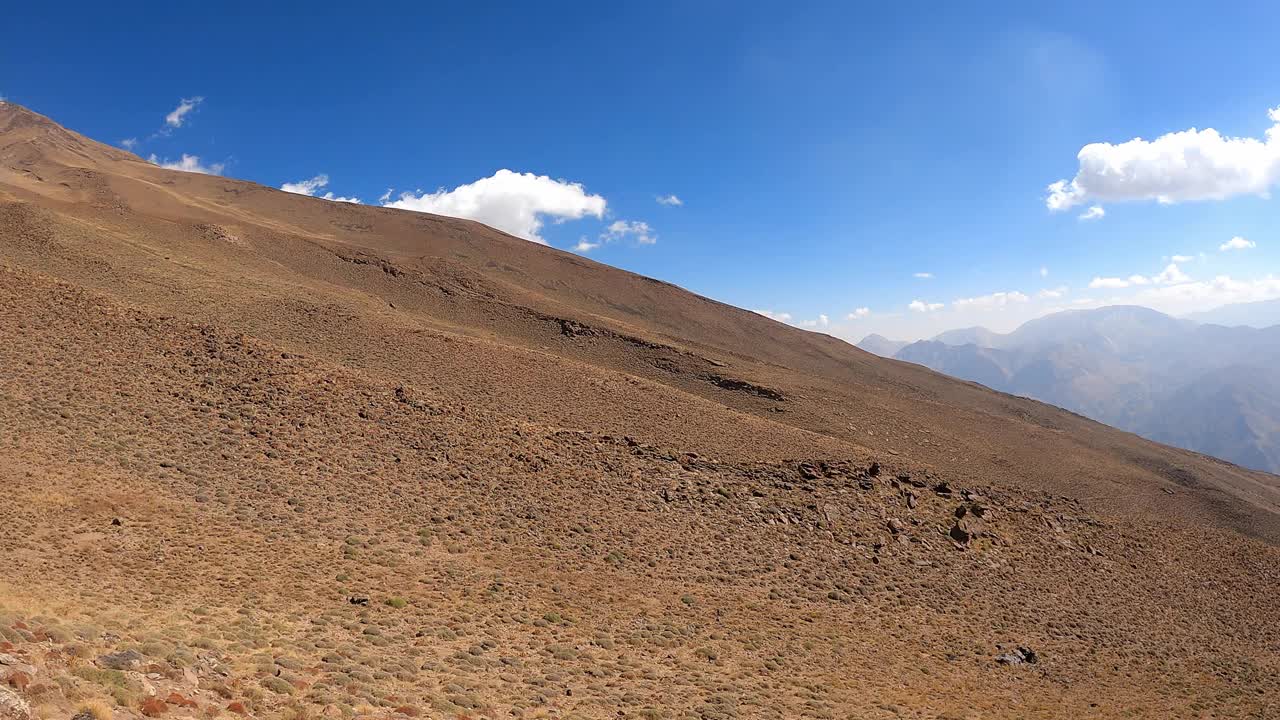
2, 104, 1279, 718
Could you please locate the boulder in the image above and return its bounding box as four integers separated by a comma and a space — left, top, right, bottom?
0, 687, 30, 720
97, 649, 145, 671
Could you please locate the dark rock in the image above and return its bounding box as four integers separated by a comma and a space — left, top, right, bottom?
996, 647, 1039, 665
348, 595, 370, 606
97, 649, 145, 671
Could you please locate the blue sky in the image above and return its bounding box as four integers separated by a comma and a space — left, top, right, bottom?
4, 0, 1278, 340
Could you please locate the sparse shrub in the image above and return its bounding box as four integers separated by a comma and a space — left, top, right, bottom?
75, 700, 113, 720
385, 597, 407, 609
262, 676, 295, 695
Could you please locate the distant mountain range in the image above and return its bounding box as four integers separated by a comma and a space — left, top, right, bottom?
1185, 298, 1280, 328
860, 304, 1280, 473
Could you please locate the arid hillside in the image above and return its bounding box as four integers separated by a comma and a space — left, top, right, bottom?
2, 102, 1279, 720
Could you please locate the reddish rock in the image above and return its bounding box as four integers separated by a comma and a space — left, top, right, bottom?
140, 697, 167, 717
226, 701, 247, 715
165, 692, 197, 708
4, 673, 28, 692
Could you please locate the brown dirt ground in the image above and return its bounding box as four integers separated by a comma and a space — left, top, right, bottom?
1, 102, 1279, 720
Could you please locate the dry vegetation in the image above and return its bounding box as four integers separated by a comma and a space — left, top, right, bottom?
1, 102, 1279, 719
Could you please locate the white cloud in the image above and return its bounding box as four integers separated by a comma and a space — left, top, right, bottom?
147, 153, 224, 176
1079, 205, 1106, 221
1219, 236, 1256, 251
1134, 274, 1280, 314
908, 300, 944, 313
280, 174, 360, 203
1046, 104, 1280, 211
378, 188, 393, 204
1154, 263, 1189, 284
754, 309, 793, 323
121, 138, 138, 150
573, 238, 601, 253
656, 194, 683, 206
1090, 262, 1190, 290
1089, 276, 1131, 289
282, 174, 330, 196
384, 169, 606, 244
165, 97, 204, 128
847, 307, 871, 320
601, 219, 657, 245
320, 192, 361, 204
1037, 286, 1068, 299
913, 272, 934, 279
1170, 254, 1195, 263
798, 314, 830, 329
952, 291, 1030, 309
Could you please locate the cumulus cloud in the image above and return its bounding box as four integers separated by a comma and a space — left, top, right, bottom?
384, 169, 606, 243
1089, 277, 1132, 289
913, 272, 934, 279
1037, 286, 1068, 299
147, 153, 224, 176
601, 220, 657, 245
1219, 236, 1256, 251
1079, 205, 1105, 221
909, 300, 944, 313
753, 309, 793, 323
1134, 274, 1280, 313
165, 97, 203, 128
1154, 263, 1189, 284
1090, 262, 1189, 289
656, 194, 683, 206
847, 307, 871, 319
952, 291, 1029, 309
282, 174, 330, 196
320, 192, 360, 204
1046, 104, 1280, 212
799, 314, 830, 329
280, 174, 361, 203
120, 138, 138, 150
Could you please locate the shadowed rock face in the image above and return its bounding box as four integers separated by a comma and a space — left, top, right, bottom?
0, 102, 1279, 719
890, 306, 1280, 473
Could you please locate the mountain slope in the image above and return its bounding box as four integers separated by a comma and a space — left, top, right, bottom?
2, 102, 1280, 718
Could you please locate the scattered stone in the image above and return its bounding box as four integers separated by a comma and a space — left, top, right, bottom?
996, 647, 1039, 665
111, 517, 123, 526
887, 518, 905, 535
867, 462, 881, 478
96, 649, 145, 671
348, 595, 370, 606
